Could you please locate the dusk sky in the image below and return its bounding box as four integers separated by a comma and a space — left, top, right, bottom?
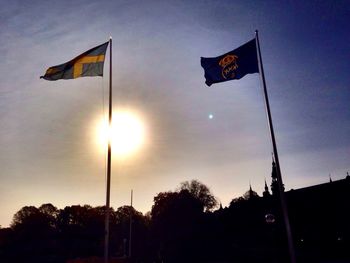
1, 0, 349, 227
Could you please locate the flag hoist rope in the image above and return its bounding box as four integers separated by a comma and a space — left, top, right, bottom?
255, 30, 296, 263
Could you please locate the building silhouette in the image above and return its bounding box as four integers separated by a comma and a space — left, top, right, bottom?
227, 163, 350, 262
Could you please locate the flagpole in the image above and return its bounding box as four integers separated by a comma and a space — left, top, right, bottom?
129, 189, 133, 258
104, 36, 112, 263
255, 30, 296, 263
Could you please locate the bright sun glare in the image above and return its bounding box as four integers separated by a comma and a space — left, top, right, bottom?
96, 110, 146, 158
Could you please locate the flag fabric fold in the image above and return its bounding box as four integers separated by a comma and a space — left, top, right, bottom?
200, 39, 259, 86
40, 41, 109, 81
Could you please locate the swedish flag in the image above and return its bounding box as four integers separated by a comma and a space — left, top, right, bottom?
40, 41, 109, 81
201, 39, 259, 86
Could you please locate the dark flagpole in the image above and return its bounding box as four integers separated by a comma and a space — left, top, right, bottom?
129, 189, 133, 258
255, 30, 296, 263
104, 36, 112, 263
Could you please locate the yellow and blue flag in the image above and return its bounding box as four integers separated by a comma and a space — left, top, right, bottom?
40, 41, 109, 81
201, 39, 259, 86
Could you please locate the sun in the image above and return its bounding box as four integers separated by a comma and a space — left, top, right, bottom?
96, 110, 146, 158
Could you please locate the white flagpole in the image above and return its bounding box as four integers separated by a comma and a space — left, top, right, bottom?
255, 30, 296, 263
104, 36, 113, 263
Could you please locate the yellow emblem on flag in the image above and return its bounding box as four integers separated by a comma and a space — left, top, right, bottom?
219, 54, 239, 79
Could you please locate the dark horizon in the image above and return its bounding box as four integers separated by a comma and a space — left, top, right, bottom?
1, 177, 349, 263
1, 0, 349, 232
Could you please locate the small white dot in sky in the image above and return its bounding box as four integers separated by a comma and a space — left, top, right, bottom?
208, 114, 214, 119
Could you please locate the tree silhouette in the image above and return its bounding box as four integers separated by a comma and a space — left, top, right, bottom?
10, 204, 61, 262
179, 179, 218, 212
57, 205, 106, 259
111, 205, 151, 260
151, 190, 204, 262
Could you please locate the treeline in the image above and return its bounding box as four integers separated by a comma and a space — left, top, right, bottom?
1, 180, 219, 263
0, 179, 349, 263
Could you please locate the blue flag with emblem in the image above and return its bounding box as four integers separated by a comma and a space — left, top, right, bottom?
201, 39, 259, 86
40, 41, 109, 81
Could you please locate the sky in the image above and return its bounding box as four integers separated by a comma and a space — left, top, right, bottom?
1, 0, 349, 227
